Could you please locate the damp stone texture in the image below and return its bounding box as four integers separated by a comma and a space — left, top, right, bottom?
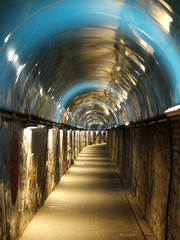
107, 120, 180, 240
0, 120, 106, 240
167, 119, 180, 240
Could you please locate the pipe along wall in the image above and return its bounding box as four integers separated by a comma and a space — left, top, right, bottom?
0, 116, 106, 240
107, 116, 180, 240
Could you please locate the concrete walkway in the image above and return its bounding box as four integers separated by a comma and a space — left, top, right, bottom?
20, 144, 151, 240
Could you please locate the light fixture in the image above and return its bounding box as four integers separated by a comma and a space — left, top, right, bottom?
37, 124, 45, 128
164, 105, 180, 116
25, 123, 38, 129
26, 126, 38, 130
125, 121, 130, 126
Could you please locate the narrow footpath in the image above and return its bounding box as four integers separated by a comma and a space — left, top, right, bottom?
20, 144, 150, 240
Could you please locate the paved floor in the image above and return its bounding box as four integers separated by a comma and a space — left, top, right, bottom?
20, 144, 149, 240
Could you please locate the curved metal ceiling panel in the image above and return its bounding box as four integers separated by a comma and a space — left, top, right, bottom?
0, 0, 180, 129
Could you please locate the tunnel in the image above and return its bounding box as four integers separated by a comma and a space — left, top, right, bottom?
0, 0, 180, 239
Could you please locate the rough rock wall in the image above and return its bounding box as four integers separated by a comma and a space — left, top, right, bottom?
108, 128, 133, 187
120, 128, 133, 187
107, 129, 113, 157
0, 122, 73, 240
0, 120, 24, 240
107, 120, 180, 240
132, 123, 171, 240
0, 122, 65, 239
0, 120, 106, 240
167, 119, 180, 240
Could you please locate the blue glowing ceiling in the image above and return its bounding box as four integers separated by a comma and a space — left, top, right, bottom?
0, 0, 180, 129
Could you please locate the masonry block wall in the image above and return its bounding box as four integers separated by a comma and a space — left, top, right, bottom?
0, 122, 73, 239
133, 123, 171, 240
0, 122, 73, 240
0, 121, 107, 240
120, 128, 133, 187
107, 119, 180, 240
167, 119, 180, 240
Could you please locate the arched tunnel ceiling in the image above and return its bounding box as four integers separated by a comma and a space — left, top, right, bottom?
0, 0, 180, 129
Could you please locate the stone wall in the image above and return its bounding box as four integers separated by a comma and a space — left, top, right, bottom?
108, 128, 133, 187
107, 119, 180, 240
0, 119, 107, 240
133, 123, 171, 240
167, 119, 180, 240
0, 120, 24, 240
0, 122, 71, 240
120, 128, 133, 187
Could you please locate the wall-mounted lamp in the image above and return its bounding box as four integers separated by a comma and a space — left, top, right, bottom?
125, 121, 130, 126
37, 124, 45, 129
164, 105, 180, 117
25, 123, 38, 130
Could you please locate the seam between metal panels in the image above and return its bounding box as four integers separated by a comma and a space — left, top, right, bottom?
0, 0, 179, 52
0, 0, 64, 51
10, 26, 167, 84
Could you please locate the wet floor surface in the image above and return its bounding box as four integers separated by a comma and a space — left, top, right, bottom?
20, 144, 146, 240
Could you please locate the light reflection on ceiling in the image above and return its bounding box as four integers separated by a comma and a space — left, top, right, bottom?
0, 0, 180, 129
